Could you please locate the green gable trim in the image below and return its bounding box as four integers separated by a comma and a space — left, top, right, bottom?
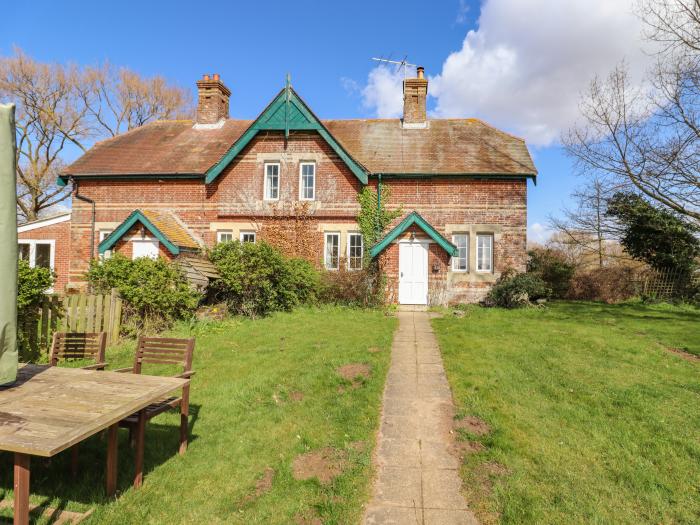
204, 86, 368, 185
369, 211, 458, 258
98, 209, 180, 255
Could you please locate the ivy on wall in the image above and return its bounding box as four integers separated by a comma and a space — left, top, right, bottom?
357, 185, 402, 255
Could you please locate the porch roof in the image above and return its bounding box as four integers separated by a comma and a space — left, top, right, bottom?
369, 211, 458, 258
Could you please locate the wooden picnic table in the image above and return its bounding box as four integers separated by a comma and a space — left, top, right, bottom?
0, 363, 189, 525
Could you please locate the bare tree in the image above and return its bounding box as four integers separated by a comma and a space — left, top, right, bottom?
549, 177, 623, 268
0, 49, 193, 221
565, 1, 700, 225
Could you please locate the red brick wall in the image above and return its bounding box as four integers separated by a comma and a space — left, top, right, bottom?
67, 130, 529, 303
18, 218, 71, 292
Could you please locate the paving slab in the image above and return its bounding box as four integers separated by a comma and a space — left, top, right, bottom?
363, 311, 479, 524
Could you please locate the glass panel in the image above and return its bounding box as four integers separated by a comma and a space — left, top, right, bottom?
218, 232, 233, 243
325, 234, 339, 270
301, 164, 315, 200
266, 164, 279, 199
35, 243, 51, 269
348, 234, 363, 270
241, 233, 256, 243
452, 234, 468, 271
477, 235, 492, 271
18, 243, 30, 261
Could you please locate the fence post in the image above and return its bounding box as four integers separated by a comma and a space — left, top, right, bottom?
109, 288, 121, 344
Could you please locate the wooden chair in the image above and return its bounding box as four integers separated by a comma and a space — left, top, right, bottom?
115, 337, 195, 455
50, 332, 108, 370
49, 332, 108, 475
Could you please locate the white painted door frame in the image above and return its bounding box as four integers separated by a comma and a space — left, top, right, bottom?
398, 240, 429, 305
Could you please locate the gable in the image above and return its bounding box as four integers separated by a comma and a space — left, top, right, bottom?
369, 211, 458, 258
204, 85, 368, 185
99, 210, 199, 255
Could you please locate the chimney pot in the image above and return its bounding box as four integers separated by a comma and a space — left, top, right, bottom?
417, 66, 425, 79
195, 74, 231, 125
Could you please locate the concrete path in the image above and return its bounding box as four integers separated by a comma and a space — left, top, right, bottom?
363, 310, 478, 525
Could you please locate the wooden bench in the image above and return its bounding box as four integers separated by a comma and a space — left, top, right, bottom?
49, 332, 108, 370
115, 337, 195, 455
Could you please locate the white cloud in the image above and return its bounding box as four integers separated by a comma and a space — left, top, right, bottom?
361, 0, 652, 146
361, 65, 404, 118
528, 222, 553, 244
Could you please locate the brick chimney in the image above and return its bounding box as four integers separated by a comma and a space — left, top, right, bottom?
195, 73, 231, 125
403, 66, 428, 127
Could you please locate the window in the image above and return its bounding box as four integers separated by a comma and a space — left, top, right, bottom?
264, 162, 280, 200
99, 230, 113, 259
132, 239, 159, 260
476, 234, 493, 272
217, 231, 234, 243
240, 231, 256, 243
324, 233, 340, 270
299, 162, 315, 200
347, 233, 363, 270
18, 240, 54, 270
451, 234, 468, 271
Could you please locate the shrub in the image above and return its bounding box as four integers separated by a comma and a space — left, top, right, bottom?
17, 259, 53, 359
319, 264, 383, 307
527, 247, 575, 298
486, 269, 551, 308
210, 241, 320, 317
567, 265, 638, 303
87, 254, 201, 334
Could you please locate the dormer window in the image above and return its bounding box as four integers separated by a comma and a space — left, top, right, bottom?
264, 162, 280, 200
299, 162, 316, 201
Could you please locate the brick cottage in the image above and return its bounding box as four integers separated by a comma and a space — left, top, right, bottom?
22, 68, 537, 305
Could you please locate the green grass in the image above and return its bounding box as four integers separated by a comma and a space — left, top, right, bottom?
433, 301, 700, 525
0, 306, 396, 524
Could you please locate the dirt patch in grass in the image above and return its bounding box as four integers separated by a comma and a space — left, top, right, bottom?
454, 440, 485, 458
294, 509, 323, 525
463, 461, 510, 525
240, 467, 275, 506
337, 363, 371, 390
292, 448, 348, 485
666, 347, 700, 362
455, 416, 491, 436
367, 346, 381, 353
289, 391, 304, 402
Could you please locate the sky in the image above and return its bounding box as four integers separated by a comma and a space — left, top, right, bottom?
3, 0, 653, 241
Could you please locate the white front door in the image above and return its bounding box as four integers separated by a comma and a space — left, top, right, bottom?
132, 239, 159, 260
398, 242, 428, 305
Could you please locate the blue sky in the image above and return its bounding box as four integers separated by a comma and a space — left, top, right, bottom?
4, 0, 649, 240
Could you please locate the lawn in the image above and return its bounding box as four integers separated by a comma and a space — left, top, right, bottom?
433, 301, 700, 525
0, 306, 396, 524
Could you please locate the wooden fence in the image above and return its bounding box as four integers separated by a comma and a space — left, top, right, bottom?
22, 289, 123, 354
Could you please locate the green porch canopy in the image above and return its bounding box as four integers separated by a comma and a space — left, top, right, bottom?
0, 104, 18, 385
369, 211, 458, 258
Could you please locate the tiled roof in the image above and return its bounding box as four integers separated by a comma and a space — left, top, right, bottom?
141, 210, 200, 249
63, 118, 536, 178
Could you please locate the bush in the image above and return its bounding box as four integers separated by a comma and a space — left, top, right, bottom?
87, 254, 201, 334
319, 264, 383, 307
486, 269, 551, 308
210, 241, 319, 317
17, 259, 53, 359
567, 265, 638, 303
527, 248, 575, 298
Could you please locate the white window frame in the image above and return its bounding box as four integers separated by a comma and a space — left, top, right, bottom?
476, 233, 494, 273
131, 237, 160, 260
264, 162, 280, 201
239, 231, 256, 243
299, 161, 316, 201
99, 230, 113, 259
451, 233, 469, 272
347, 232, 363, 270
18, 239, 55, 271
217, 230, 234, 243
324, 232, 340, 270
